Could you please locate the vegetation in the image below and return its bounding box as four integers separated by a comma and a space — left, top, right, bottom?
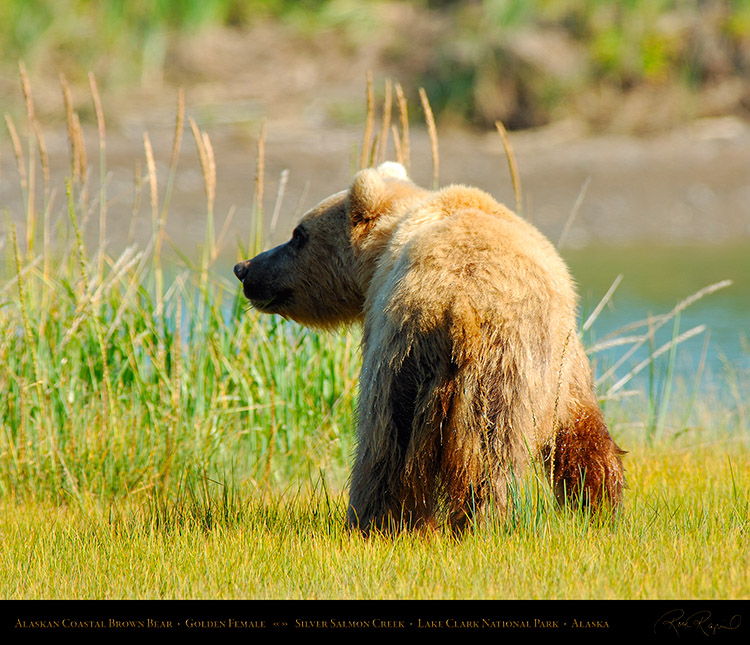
2, 1, 749, 130
0, 72, 748, 600
415, 0, 750, 129
0, 0, 332, 90
2, 441, 748, 599
0, 68, 359, 505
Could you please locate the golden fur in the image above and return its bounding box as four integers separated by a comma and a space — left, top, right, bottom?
234, 162, 625, 533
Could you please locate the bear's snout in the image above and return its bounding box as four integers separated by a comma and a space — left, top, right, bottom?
233, 254, 289, 310
233, 260, 251, 281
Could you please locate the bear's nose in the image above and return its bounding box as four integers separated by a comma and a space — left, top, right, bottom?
233, 261, 250, 281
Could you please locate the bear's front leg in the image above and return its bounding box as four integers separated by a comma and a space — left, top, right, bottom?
346, 438, 436, 534
346, 447, 398, 532
346, 337, 445, 533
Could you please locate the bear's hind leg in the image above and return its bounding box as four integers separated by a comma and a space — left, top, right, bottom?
551, 404, 626, 511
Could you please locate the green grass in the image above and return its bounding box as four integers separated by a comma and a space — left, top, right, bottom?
1, 442, 748, 599
0, 225, 359, 503
0, 71, 359, 506
1, 73, 748, 600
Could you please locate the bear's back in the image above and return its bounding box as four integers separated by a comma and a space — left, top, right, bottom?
370, 185, 578, 335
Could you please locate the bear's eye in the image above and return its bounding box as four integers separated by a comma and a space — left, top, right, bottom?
291, 226, 307, 249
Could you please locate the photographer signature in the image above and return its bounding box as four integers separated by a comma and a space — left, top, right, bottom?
655, 609, 742, 637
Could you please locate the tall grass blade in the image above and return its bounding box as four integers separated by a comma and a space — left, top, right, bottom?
583, 273, 623, 333
605, 324, 706, 398
395, 82, 410, 171
270, 169, 289, 239
361, 71, 375, 170
252, 119, 266, 255
19, 61, 36, 255
419, 88, 439, 189
595, 280, 732, 389
377, 78, 392, 165
495, 120, 521, 216
558, 176, 591, 250
89, 72, 108, 282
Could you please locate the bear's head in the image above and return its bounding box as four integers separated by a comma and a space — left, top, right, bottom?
233, 162, 427, 328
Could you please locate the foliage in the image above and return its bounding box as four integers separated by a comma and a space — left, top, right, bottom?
1, 1, 749, 130
414, 0, 750, 128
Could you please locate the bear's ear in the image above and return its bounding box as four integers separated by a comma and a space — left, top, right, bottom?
349, 168, 387, 224
349, 163, 409, 225
375, 161, 408, 181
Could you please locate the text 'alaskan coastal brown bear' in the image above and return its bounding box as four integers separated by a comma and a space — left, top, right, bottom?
234, 162, 625, 533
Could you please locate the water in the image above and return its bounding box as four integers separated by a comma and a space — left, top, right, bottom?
564, 242, 749, 390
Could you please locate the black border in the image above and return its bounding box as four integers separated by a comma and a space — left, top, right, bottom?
2, 600, 747, 641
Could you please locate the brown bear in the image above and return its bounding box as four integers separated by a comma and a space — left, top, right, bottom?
234, 162, 625, 533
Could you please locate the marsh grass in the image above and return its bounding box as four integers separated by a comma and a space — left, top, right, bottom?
1, 69, 360, 507
1, 441, 747, 599
1, 71, 748, 599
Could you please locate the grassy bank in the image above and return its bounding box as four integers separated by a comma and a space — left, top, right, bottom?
1, 74, 748, 600
2, 1, 749, 131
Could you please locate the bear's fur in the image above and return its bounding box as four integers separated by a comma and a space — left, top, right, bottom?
234, 162, 625, 533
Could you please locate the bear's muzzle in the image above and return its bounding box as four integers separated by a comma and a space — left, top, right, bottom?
233, 260, 251, 281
